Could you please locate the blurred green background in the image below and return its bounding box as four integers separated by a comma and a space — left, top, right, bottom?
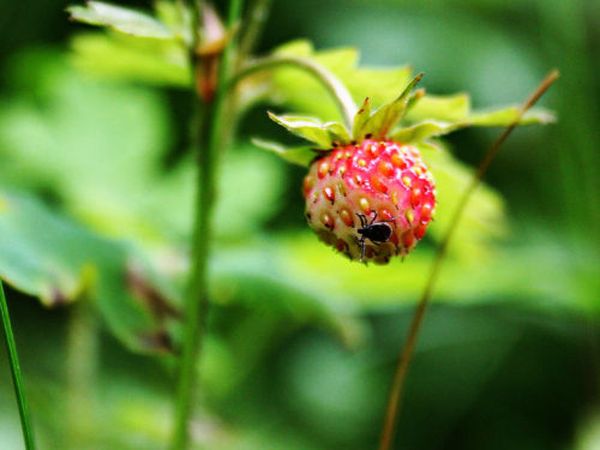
0, 0, 598, 449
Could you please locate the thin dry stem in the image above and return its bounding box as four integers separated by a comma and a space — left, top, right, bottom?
378, 69, 560, 450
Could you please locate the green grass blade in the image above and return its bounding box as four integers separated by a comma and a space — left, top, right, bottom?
0, 280, 36, 450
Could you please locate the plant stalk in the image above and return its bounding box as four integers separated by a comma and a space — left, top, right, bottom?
237, 0, 273, 65
170, 0, 244, 449
0, 280, 35, 450
66, 301, 98, 449
378, 70, 560, 450
231, 55, 358, 128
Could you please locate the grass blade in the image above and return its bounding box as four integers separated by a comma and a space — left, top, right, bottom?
0, 280, 36, 449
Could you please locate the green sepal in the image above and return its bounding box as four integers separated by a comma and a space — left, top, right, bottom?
67, 1, 173, 39
267, 112, 349, 149
354, 73, 424, 141
352, 97, 371, 141
251, 138, 318, 167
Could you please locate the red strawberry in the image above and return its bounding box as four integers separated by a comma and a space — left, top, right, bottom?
260, 73, 438, 264
303, 139, 436, 264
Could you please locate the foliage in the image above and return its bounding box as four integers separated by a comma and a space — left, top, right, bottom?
0, 1, 597, 449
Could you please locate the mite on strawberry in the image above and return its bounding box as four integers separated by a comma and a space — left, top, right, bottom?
263, 74, 437, 264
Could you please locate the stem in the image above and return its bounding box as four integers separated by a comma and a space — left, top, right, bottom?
66, 301, 98, 449
378, 70, 560, 450
170, 0, 244, 449
0, 280, 35, 450
237, 0, 273, 65
231, 55, 357, 128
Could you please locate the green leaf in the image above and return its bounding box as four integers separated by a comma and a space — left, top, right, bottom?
357, 73, 424, 140
154, 0, 193, 45
68, 1, 173, 39
208, 232, 588, 315
257, 40, 411, 123
251, 138, 317, 167
467, 105, 556, 126
0, 190, 177, 353
211, 240, 362, 347
214, 147, 289, 239
0, 51, 181, 243
405, 93, 471, 123
70, 32, 191, 87
267, 112, 348, 148
393, 106, 555, 143
417, 141, 508, 260
0, 50, 282, 246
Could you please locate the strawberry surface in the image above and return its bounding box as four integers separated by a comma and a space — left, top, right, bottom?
303, 139, 436, 264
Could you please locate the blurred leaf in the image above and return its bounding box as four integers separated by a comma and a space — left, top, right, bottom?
468, 105, 556, 126
70, 32, 190, 86
393, 105, 554, 143
261, 40, 412, 122
405, 93, 471, 123
267, 112, 348, 148
577, 411, 600, 450
210, 239, 363, 347
214, 147, 288, 239
418, 141, 508, 260
0, 50, 183, 243
154, 0, 193, 44
281, 336, 382, 439
0, 53, 284, 248
251, 138, 317, 167
0, 51, 283, 247
345, 66, 411, 109
239, 232, 590, 314
0, 190, 176, 353
392, 120, 458, 142
68, 2, 173, 39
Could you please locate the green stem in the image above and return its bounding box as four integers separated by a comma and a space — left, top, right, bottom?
170, 0, 244, 449
237, 0, 273, 65
231, 55, 357, 129
377, 70, 560, 450
66, 301, 98, 449
0, 280, 35, 450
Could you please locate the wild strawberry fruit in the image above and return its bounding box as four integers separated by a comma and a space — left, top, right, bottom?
261, 73, 439, 264
303, 139, 435, 264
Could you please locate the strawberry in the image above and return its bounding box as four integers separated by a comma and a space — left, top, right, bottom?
256, 74, 435, 264
256, 73, 442, 263
303, 139, 435, 264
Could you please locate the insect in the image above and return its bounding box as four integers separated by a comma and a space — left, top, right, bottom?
356, 212, 397, 261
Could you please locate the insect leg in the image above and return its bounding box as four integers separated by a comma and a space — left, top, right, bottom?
356, 213, 367, 228
369, 211, 378, 225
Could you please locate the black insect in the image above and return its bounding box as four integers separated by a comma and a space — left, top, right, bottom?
356, 212, 396, 261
